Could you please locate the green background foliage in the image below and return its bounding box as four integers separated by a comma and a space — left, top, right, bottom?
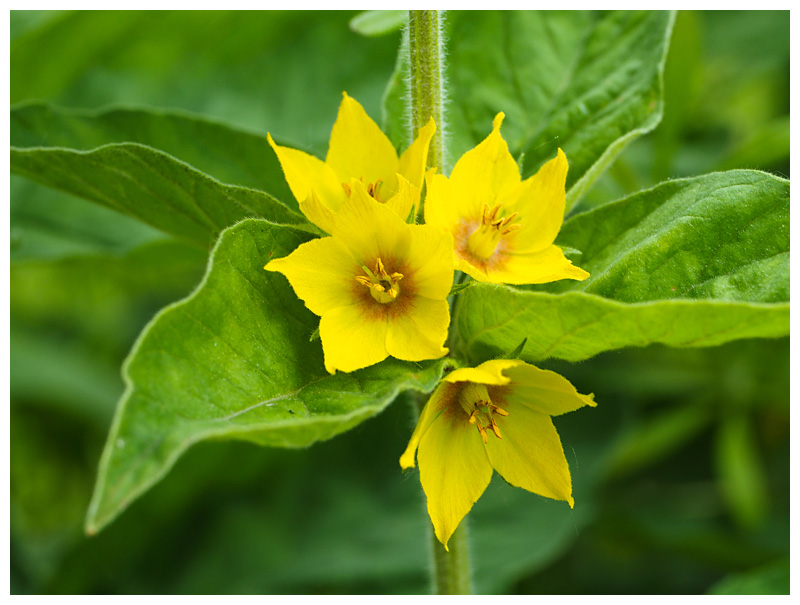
10, 10, 789, 595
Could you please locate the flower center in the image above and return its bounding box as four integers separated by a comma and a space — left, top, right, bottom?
466, 202, 521, 260
457, 383, 510, 443
342, 178, 384, 202
355, 257, 403, 304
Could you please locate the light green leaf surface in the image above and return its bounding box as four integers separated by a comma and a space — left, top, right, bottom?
11, 103, 295, 206
384, 11, 673, 206
454, 170, 789, 363
350, 10, 407, 37
86, 220, 451, 534
552, 170, 789, 303
11, 143, 306, 247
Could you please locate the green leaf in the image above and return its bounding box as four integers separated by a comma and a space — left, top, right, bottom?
384, 11, 674, 206
454, 287, 788, 364
11, 142, 307, 247
11, 103, 295, 207
86, 220, 451, 534
708, 557, 789, 595
350, 10, 407, 37
714, 413, 769, 529
552, 170, 789, 304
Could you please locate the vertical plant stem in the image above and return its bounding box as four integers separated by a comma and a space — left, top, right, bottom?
408, 10, 446, 173
431, 519, 472, 595
408, 10, 472, 595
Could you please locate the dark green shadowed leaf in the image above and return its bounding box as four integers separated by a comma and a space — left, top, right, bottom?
11, 142, 307, 247
383, 11, 674, 206
11, 103, 295, 207
453, 170, 788, 364
86, 220, 451, 534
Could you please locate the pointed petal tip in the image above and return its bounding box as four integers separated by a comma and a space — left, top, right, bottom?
492, 112, 505, 132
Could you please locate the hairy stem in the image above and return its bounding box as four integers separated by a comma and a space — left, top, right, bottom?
408, 10, 446, 172
408, 10, 472, 595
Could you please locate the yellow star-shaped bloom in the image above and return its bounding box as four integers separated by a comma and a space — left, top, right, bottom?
425, 113, 589, 285
268, 92, 436, 233
265, 181, 454, 374
400, 359, 596, 550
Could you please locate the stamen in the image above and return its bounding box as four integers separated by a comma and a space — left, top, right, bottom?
490, 418, 502, 439
355, 257, 404, 304
342, 183, 352, 197
477, 423, 489, 444
490, 404, 509, 416
467, 201, 524, 260
463, 388, 509, 442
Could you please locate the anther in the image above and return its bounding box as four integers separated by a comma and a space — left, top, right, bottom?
490, 418, 502, 439
477, 423, 489, 444
490, 403, 509, 416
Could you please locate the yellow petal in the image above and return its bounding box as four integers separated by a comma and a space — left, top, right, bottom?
264, 237, 360, 317
509, 149, 569, 252
446, 113, 521, 225
383, 173, 418, 223
400, 382, 457, 469
326, 92, 398, 188
444, 359, 521, 386
331, 181, 411, 264
481, 244, 590, 285
483, 403, 574, 506
385, 296, 450, 362
418, 406, 493, 550
319, 303, 389, 373
423, 171, 461, 234
397, 117, 436, 189
267, 133, 347, 211
403, 223, 454, 300
503, 363, 596, 417
298, 190, 336, 234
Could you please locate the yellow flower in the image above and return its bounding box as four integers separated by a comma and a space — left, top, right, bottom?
424, 113, 589, 285
265, 181, 454, 374
268, 92, 436, 233
400, 359, 596, 550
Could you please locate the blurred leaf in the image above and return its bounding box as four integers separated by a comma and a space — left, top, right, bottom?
10, 176, 165, 261
10, 11, 400, 154
11, 103, 295, 207
652, 10, 703, 181
11, 142, 307, 247
708, 557, 789, 595
714, 414, 769, 529
551, 170, 789, 303
715, 116, 790, 173
11, 328, 121, 427
12, 238, 206, 348
350, 10, 407, 37
10, 11, 145, 104
454, 287, 787, 364
602, 403, 714, 480
385, 11, 674, 208
11, 405, 97, 588
86, 220, 451, 534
